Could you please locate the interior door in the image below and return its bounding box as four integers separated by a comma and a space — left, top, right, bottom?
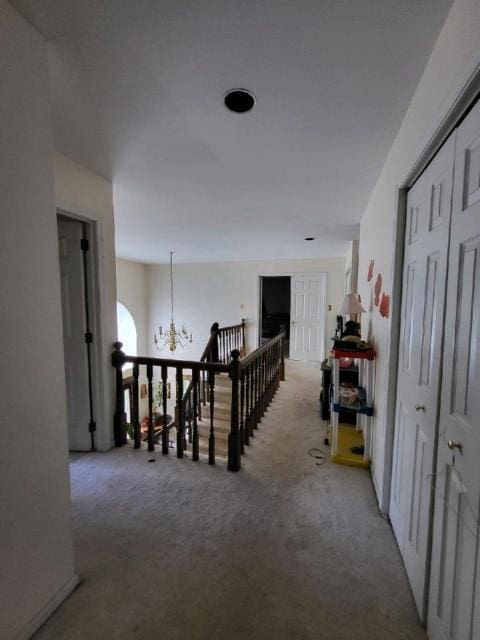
428, 98, 480, 640
390, 133, 455, 621
58, 217, 92, 451
289, 272, 326, 362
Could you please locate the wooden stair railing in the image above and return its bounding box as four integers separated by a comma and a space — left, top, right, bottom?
112, 319, 285, 471
227, 327, 286, 471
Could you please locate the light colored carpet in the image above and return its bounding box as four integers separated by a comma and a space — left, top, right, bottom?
35, 360, 426, 640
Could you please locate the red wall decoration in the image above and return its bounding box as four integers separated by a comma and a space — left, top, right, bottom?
379, 293, 390, 318
365, 260, 390, 319
367, 259, 374, 282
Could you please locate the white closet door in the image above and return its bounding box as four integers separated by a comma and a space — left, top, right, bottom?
289, 273, 326, 362
390, 133, 455, 621
58, 218, 91, 451
428, 99, 480, 640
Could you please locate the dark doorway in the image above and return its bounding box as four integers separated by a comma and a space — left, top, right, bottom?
259, 276, 290, 356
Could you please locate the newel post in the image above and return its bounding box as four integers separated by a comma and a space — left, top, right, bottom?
112, 341, 127, 446
228, 349, 241, 471
241, 318, 246, 356
210, 322, 220, 362
279, 324, 286, 381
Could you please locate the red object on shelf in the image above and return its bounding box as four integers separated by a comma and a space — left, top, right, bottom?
332, 347, 375, 361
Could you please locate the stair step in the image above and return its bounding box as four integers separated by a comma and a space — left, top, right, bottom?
197, 422, 229, 438
213, 375, 231, 390
197, 443, 227, 460
203, 405, 231, 419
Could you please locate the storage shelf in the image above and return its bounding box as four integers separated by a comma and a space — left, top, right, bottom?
332, 402, 373, 416
332, 347, 375, 360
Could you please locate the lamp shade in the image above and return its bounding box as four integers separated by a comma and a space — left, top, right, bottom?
340, 293, 366, 315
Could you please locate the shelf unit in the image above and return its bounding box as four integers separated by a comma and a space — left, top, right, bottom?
330, 347, 375, 467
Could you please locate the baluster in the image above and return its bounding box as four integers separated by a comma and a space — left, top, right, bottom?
269, 346, 273, 403
241, 318, 246, 356
244, 364, 250, 445
272, 343, 276, 395
277, 341, 281, 388
112, 342, 127, 446
192, 368, 199, 461
132, 363, 140, 448
228, 350, 241, 471
250, 360, 255, 431
147, 363, 154, 452
264, 350, 269, 410
240, 367, 246, 453
161, 364, 169, 455
202, 369, 207, 406
265, 351, 269, 410
176, 367, 184, 458
208, 369, 215, 464
280, 328, 285, 381
254, 358, 259, 429
260, 352, 265, 418
197, 376, 202, 422
187, 393, 193, 444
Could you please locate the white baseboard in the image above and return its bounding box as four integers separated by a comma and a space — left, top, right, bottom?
15, 573, 79, 640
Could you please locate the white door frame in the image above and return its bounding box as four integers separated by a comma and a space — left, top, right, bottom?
381, 52, 480, 516
257, 274, 292, 348
57, 208, 104, 451
256, 271, 328, 358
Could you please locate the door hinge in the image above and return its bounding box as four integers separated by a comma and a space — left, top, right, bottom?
85, 332, 93, 344
80, 238, 89, 251
89, 421, 96, 433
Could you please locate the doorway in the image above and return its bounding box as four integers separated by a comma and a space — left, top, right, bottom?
259, 276, 291, 356
57, 213, 98, 451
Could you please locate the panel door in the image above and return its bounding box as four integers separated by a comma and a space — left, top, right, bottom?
428, 99, 480, 640
58, 218, 91, 451
390, 133, 455, 621
289, 273, 326, 362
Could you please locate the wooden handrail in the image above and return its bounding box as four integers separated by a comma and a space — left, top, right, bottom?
239, 330, 286, 368
115, 353, 229, 373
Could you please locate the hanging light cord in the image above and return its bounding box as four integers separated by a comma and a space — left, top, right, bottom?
170, 251, 174, 323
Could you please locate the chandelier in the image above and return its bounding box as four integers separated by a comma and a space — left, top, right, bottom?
154, 251, 192, 353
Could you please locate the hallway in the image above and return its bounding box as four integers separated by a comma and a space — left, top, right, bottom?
35, 361, 425, 640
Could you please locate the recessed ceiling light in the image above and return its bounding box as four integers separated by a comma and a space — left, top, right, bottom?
305, 237, 315, 241
224, 89, 256, 113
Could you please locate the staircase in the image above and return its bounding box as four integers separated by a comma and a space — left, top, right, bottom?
197, 373, 231, 459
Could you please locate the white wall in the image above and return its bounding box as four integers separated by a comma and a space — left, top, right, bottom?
358, 0, 480, 510
116, 259, 148, 355
147, 257, 345, 360
54, 152, 117, 452
0, 4, 77, 639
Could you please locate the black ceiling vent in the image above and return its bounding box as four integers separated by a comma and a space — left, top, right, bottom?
224, 89, 255, 113
305, 237, 315, 241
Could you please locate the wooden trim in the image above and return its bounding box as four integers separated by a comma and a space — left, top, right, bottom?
15, 574, 79, 640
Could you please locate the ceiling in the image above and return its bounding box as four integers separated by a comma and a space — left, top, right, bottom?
13, 0, 453, 263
